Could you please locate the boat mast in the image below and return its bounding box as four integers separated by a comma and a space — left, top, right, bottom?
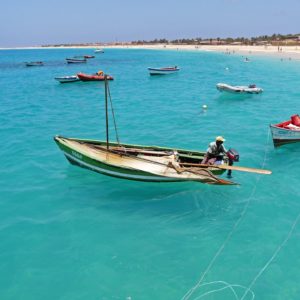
104, 75, 109, 150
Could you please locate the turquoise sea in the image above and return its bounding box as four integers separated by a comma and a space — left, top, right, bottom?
1, 48, 300, 299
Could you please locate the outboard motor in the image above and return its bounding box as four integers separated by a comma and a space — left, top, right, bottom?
227, 148, 239, 162
226, 148, 239, 178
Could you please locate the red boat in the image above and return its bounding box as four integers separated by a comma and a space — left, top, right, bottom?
84, 55, 95, 59
77, 72, 114, 81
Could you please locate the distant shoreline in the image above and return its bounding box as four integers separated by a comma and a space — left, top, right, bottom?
1, 44, 300, 60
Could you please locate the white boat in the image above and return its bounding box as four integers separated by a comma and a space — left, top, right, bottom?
148, 66, 180, 75
55, 75, 79, 83
216, 83, 263, 94
270, 114, 300, 147
94, 49, 104, 53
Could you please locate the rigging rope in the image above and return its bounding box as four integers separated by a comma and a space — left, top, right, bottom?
107, 81, 121, 146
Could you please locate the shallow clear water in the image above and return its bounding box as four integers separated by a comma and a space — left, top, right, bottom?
0, 48, 300, 299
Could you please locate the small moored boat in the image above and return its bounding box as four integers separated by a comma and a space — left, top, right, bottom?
148, 66, 180, 75
84, 55, 95, 59
77, 72, 113, 81
216, 83, 263, 94
95, 49, 104, 53
66, 58, 87, 64
25, 61, 43, 67
54, 75, 80, 83
270, 114, 300, 147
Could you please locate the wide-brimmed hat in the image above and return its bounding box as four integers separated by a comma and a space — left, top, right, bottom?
216, 136, 226, 142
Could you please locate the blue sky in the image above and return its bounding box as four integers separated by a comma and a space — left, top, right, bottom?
1, 0, 299, 47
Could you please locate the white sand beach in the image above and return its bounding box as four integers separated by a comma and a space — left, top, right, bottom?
2, 44, 300, 60
105, 44, 300, 60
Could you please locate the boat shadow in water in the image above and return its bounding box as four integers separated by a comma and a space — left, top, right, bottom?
216, 92, 259, 101
63, 167, 236, 218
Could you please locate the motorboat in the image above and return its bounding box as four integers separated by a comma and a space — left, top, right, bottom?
270, 114, 300, 147
77, 72, 113, 81
216, 83, 263, 94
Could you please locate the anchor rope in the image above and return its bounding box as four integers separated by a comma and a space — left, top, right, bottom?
181, 129, 271, 300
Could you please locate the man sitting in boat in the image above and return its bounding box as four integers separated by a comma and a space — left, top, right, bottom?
201, 136, 227, 165
97, 70, 104, 76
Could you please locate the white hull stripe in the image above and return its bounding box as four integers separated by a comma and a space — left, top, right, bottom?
270, 126, 300, 139
63, 152, 180, 182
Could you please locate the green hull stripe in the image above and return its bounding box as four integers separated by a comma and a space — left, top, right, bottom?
64, 152, 184, 182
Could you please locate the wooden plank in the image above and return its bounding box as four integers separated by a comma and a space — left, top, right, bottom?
180, 162, 272, 175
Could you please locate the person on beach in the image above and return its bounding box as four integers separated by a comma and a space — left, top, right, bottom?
201, 136, 227, 165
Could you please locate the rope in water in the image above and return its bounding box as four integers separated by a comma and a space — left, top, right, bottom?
181, 130, 271, 300
241, 206, 300, 299
191, 281, 255, 300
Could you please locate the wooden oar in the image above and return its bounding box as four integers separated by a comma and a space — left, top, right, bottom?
180, 162, 272, 175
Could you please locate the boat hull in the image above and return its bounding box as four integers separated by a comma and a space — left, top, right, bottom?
66, 58, 87, 64
54, 136, 230, 183
55, 76, 79, 83
77, 73, 114, 81
216, 83, 263, 94
148, 67, 180, 75
270, 124, 300, 147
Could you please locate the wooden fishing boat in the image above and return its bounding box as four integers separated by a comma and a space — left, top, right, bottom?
54, 75, 80, 83
148, 66, 180, 75
270, 114, 300, 147
77, 72, 114, 81
84, 55, 95, 59
25, 61, 43, 67
216, 83, 263, 94
66, 58, 87, 64
54, 76, 271, 185
54, 136, 237, 184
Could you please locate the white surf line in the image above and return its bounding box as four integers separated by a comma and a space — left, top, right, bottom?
241, 212, 300, 300
181, 130, 271, 300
